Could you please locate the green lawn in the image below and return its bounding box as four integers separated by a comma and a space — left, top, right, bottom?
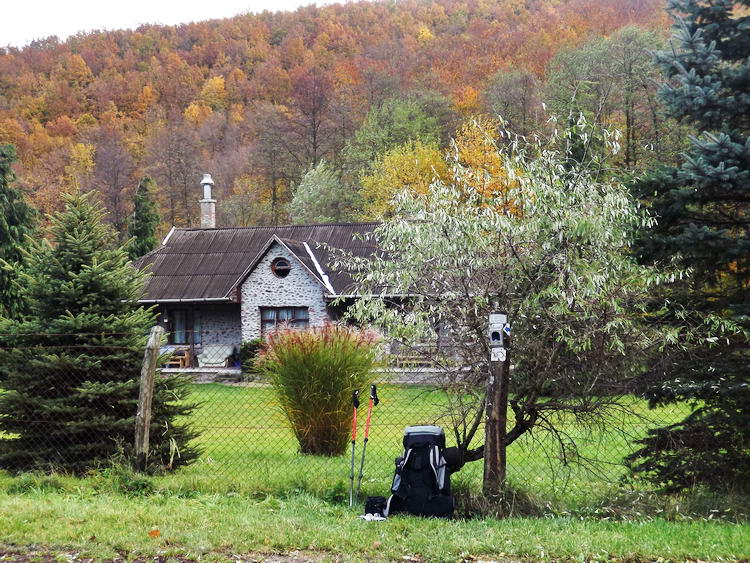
167, 382, 691, 509
0, 382, 747, 561
0, 488, 747, 561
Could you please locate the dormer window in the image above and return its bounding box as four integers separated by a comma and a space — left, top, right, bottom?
271, 257, 291, 278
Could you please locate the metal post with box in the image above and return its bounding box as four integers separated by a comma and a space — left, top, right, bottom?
484, 310, 511, 494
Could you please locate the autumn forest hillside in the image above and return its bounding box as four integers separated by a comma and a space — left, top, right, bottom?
0, 0, 673, 235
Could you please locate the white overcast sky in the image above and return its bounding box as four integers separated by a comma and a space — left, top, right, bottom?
5, 0, 340, 48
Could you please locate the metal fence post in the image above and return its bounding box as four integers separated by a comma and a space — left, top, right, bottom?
135, 325, 164, 472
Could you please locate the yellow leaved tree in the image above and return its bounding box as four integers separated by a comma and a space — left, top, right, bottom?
136, 85, 159, 114
359, 140, 448, 220
184, 102, 213, 126
64, 143, 96, 193
199, 76, 228, 110
454, 115, 522, 213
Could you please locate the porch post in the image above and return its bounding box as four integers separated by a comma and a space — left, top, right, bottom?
188, 307, 195, 367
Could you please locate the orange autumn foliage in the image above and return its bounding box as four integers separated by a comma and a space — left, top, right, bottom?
455, 116, 521, 213
0, 0, 666, 229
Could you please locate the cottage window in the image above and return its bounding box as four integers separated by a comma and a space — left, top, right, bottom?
271, 257, 291, 278
171, 310, 187, 344
260, 307, 309, 334
193, 311, 202, 345
167, 309, 201, 345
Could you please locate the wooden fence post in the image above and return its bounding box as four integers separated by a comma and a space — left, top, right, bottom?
483, 337, 510, 497
135, 325, 164, 472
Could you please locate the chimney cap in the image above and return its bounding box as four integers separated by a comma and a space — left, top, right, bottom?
201, 173, 214, 186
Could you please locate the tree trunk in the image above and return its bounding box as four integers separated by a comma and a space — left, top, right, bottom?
483, 340, 510, 496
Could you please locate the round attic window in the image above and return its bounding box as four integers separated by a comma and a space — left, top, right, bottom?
271, 257, 291, 278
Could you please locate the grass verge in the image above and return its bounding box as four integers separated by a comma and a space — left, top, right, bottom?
0, 487, 748, 562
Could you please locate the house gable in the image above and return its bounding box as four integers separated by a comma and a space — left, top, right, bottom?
239, 240, 329, 340
231, 235, 330, 298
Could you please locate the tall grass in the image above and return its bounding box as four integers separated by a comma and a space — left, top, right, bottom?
255, 324, 381, 456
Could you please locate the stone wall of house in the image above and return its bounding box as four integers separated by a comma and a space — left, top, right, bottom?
156, 303, 241, 350
200, 304, 242, 349
240, 242, 329, 341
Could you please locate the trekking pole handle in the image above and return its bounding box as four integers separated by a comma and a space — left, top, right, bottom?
352, 389, 360, 409
370, 384, 379, 406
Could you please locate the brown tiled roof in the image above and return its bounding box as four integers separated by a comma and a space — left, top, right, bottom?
134, 223, 378, 302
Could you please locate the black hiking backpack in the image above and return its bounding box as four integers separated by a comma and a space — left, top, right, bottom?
385, 425, 463, 518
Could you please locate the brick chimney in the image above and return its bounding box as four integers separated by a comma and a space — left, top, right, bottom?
199, 173, 216, 229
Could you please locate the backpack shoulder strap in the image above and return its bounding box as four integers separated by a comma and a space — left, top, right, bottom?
391, 447, 413, 494
429, 445, 447, 491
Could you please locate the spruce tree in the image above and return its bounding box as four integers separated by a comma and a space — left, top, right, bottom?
0, 144, 36, 319
127, 176, 160, 261
0, 192, 198, 473
628, 0, 750, 491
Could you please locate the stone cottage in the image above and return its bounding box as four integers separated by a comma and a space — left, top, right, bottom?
135, 174, 377, 368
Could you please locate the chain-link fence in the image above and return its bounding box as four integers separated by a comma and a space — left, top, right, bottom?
0, 332, 156, 473
0, 329, 689, 508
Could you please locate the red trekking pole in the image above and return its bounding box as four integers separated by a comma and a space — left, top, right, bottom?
355, 384, 379, 504
349, 389, 360, 508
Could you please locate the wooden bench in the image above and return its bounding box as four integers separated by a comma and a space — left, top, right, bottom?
392, 354, 435, 368
164, 348, 190, 368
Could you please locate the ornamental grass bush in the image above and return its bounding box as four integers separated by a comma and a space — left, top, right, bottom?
256, 324, 381, 456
